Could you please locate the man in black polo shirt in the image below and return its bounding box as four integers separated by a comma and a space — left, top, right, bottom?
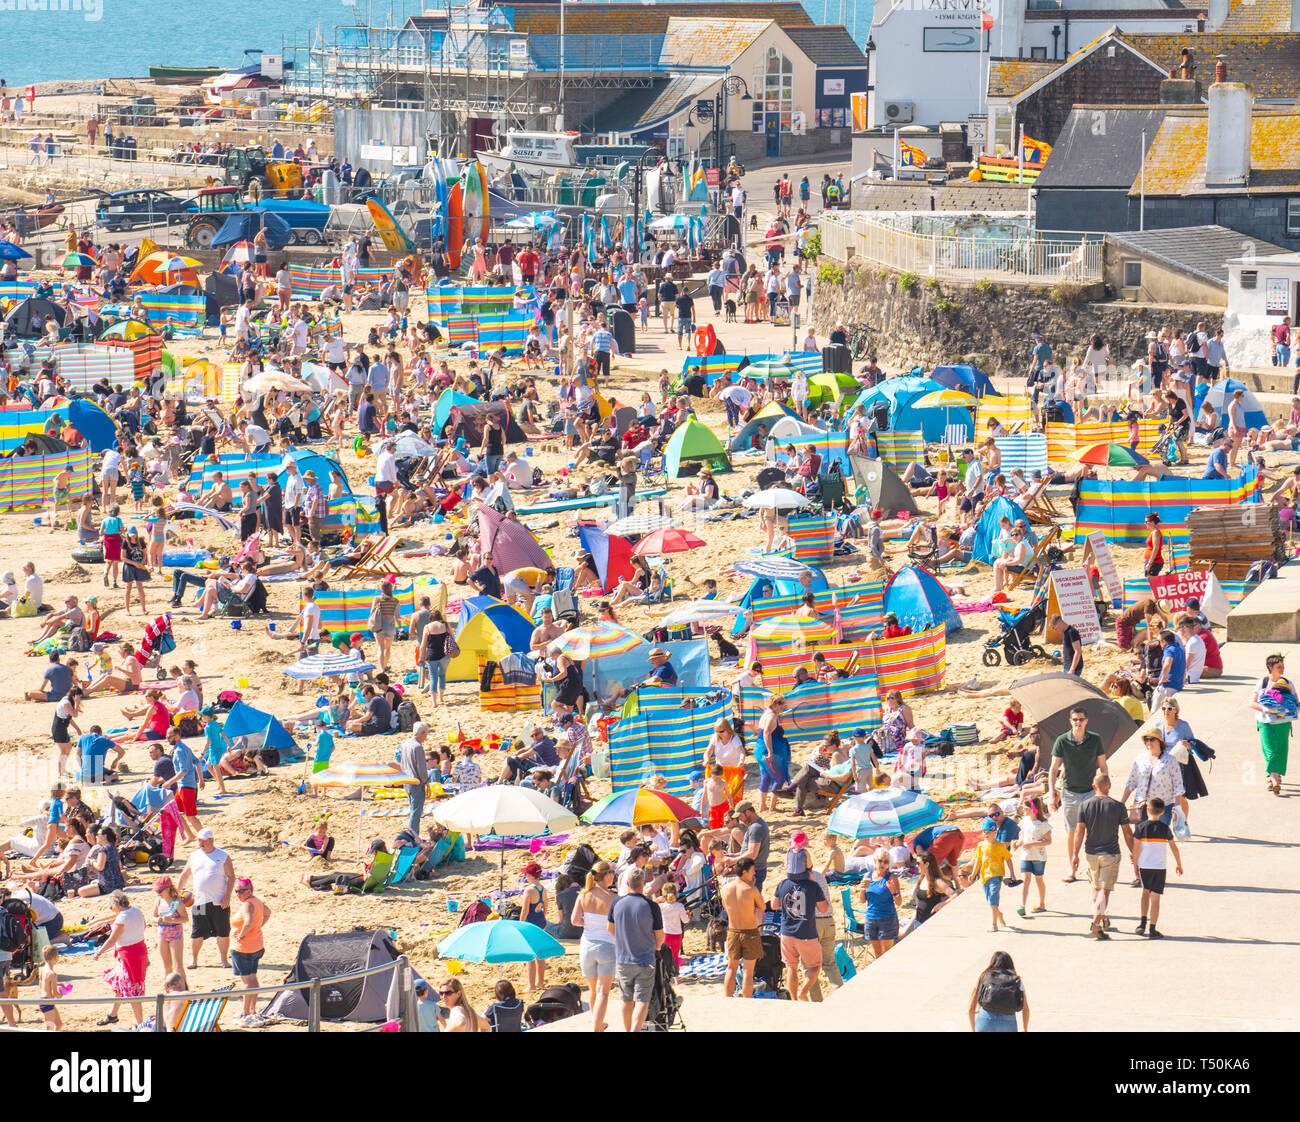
1074, 774, 1134, 940
657, 275, 678, 332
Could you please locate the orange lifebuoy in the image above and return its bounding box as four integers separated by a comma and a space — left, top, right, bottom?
695, 323, 717, 357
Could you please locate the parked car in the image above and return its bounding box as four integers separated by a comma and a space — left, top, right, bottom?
95, 188, 188, 231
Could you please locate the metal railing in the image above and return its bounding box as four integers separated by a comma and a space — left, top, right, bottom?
0, 953, 419, 1033
818, 211, 1102, 283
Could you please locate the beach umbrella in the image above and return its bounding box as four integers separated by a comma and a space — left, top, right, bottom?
744, 360, 794, 382
282, 651, 376, 680
548, 620, 644, 661
242, 369, 312, 394
437, 918, 567, 965
742, 488, 810, 511
606, 512, 678, 537
632, 527, 706, 557
660, 599, 740, 627
828, 788, 944, 839
392, 430, 439, 458
751, 614, 836, 646
1008, 673, 1139, 770
581, 787, 698, 826
61, 251, 96, 269
314, 762, 421, 854
162, 255, 201, 273
734, 555, 813, 580
222, 241, 256, 264
435, 785, 577, 893
167, 502, 238, 531
911, 388, 979, 410
1071, 441, 1149, 468
648, 214, 688, 232
0, 240, 32, 261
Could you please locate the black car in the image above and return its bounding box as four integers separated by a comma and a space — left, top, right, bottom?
95, 188, 189, 231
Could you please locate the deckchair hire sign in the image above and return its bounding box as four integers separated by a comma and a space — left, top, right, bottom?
1045, 568, 1101, 644
1084, 532, 1123, 602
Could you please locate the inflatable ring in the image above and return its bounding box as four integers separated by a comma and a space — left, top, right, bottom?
72, 546, 104, 564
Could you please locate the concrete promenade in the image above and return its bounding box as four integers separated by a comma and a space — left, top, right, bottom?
552, 579, 1300, 1032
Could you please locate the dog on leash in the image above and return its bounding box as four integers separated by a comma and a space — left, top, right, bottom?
706, 915, 729, 952
724, 298, 737, 323
748, 213, 759, 231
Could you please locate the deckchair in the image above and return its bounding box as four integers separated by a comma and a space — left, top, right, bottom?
817, 760, 857, 813
1020, 476, 1059, 525
840, 887, 867, 952
385, 845, 420, 886
1007, 524, 1060, 591
171, 992, 228, 1032
358, 849, 395, 893
345, 534, 403, 579
834, 941, 858, 982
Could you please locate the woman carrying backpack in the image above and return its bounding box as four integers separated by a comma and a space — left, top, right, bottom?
969, 950, 1029, 1032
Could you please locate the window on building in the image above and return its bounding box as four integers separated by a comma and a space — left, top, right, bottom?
1123, 261, 1142, 288
752, 103, 764, 133
1287, 198, 1300, 237
755, 46, 794, 133
1030, 46, 1048, 59
1241, 270, 1258, 289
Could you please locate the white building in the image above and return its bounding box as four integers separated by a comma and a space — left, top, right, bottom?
866, 0, 1300, 132
1225, 252, 1300, 369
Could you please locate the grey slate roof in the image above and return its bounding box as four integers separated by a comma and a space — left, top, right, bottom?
581, 74, 718, 134
1033, 106, 1169, 190
783, 25, 867, 68
1106, 225, 1291, 287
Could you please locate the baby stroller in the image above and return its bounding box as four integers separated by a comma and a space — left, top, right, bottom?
0, 894, 39, 988
1149, 421, 1186, 466
524, 982, 584, 1028
136, 613, 176, 681
982, 603, 1049, 667
110, 794, 171, 872
646, 943, 684, 1030
752, 932, 789, 998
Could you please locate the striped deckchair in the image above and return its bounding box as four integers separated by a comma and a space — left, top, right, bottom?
139, 293, 205, 327
995, 433, 1049, 478
786, 511, 836, 564
477, 657, 542, 712
1073, 469, 1261, 546
608, 688, 730, 798
870, 431, 924, 469
738, 673, 883, 744
1045, 420, 1164, 465
303, 582, 417, 638
171, 992, 228, 1032
0, 448, 93, 511
431, 315, 476, 347
748, 580, 885, 639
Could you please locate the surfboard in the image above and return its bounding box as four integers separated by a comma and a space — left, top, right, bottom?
447, 180, 464, 269
474, 159, 490, 242
365, 198, 415, 253
462, 161, 483, 250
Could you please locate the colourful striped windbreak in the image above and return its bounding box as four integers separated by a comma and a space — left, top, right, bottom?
608, 688, 731, 797
680, 355, 746, 383
870, 430, 924, 469
978, 396, 1032, 428
0, 279, 38, 299
477, 657, 542, 713
1045, 420, 1163, 465
766, 431, 851, 473
476, 311, 534, 355
426, 285, 533, 319
0, 407, 69, 453
748, 579, 885, 639
0, 448, 93, 511
786, 511, 836, 563
994, 433, 1049, 477
309, 317, 343, 343
50, 344, 136, 392
739, 673, 884, 744
747, 625, 946, 700
138, 293, 205, 327
781, 351, 823, 375
287, 265, 398, 298
100, 333, 165, 382
1073, 468, 1261, 545
300, 582, 416, 638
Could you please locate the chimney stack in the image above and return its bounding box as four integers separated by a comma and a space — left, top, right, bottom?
1207, 0, 1230, 30
1205, 56, 1252, 188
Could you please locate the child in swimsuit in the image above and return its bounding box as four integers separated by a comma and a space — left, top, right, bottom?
38, 944, 62, 1030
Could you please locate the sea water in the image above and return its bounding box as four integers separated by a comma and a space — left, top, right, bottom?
0, 0, 872, 86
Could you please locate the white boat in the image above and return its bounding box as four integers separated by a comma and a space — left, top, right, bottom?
477, 132, 581, 176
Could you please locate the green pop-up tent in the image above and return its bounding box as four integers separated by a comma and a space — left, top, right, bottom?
663, 417, 731, 477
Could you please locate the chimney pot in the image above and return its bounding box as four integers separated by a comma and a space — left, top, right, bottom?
1215, 55, 1228, 83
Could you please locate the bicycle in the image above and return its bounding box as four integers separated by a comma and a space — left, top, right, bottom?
848, 324, 874, 359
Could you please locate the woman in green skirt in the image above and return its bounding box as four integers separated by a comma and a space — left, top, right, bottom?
1249, 652, 1294, 795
